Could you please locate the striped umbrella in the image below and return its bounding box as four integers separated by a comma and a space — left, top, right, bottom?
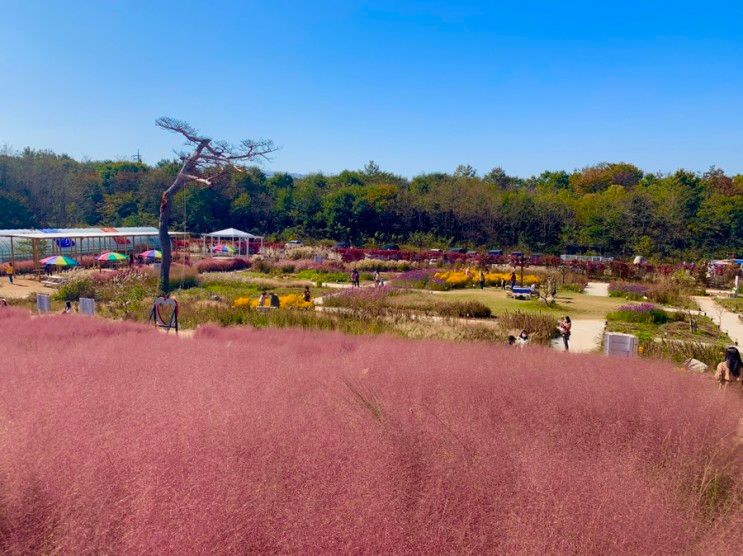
96, 251, 127, 262
40, 255, 79, 267
140, 249, 162, 260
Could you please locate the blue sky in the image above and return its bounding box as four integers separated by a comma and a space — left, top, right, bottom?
1, 1, 742, 177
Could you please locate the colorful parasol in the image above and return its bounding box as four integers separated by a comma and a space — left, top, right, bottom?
140, 249, 162, 260
96, 251, 127, 262
211, 244, 236, 254
39, 255, 79, 266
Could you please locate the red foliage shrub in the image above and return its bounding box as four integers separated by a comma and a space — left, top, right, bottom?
195, 257, 251, 273
1, 260, 35, 275
0, 309, 740, 553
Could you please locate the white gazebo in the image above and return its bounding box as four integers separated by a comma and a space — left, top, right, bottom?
202, 227, 264, 256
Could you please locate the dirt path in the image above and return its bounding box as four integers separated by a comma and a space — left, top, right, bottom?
584, 281, 609, 297
0, 277, 54, 300
694, 295, 743, 346
551, 318, 605, 353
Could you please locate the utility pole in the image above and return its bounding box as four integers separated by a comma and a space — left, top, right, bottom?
132, 150, 142, 164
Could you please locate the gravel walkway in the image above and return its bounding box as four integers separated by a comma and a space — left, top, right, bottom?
693, 295, 743, 346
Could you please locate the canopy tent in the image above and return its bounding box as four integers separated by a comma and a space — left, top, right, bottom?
202, 228, 264, 256
0, 227, 189, 270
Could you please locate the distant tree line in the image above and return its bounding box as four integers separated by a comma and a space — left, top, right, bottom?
0, 149, 741, 259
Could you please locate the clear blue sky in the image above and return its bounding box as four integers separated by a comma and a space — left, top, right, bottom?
1, 1, 742, 178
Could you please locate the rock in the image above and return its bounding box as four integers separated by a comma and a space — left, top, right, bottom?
683, 358, 708, 373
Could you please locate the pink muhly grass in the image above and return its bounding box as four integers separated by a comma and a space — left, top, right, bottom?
0, 308, 741, 553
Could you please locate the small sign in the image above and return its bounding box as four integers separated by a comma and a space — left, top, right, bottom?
79, 297, 96, 315
604, 332, 638, 357
36, 293, 51, 313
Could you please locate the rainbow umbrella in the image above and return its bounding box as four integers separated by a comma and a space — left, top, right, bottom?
140, 249, 162, 260
211, 244, 236, 254
40, 255, 79, 267
96, 251, 127, 262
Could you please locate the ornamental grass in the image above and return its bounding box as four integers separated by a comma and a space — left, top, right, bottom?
0, 308, 740, 553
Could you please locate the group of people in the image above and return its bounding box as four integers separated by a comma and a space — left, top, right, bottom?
350, 269, 360, 287
507, 329, 531, 347
506, 316, 572, 351
257, 291, 281, 309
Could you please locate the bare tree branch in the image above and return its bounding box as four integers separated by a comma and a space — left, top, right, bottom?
155, 116, 279, 296
182, 174, 213, 186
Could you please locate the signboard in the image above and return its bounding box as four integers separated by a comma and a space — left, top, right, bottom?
604, 332, 638, 357
36, 293, 51, 313
79, 297, 96, 315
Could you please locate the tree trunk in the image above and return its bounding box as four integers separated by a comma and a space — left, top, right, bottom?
158, 190, 173, 296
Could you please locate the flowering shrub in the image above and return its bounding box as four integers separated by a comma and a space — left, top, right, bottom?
392, 268, 441, 289
608, 303, 671, 324
195, 257, 251, 273
434, 270, 541, 289
608, 281, 649, 299
234, 293, 314, 310
0, 310, 740, 553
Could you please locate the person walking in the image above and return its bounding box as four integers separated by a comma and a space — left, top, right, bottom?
558, 316, 572, 351
479, 269, 486, 290
351, 269, 360, 288
7, 262, 13, 284
715, 346, 742, 386
510, 270, 516, 290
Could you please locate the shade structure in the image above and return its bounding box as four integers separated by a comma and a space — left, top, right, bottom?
211, 244, 236, 254
203, 227, 264, 256
140, 249, 162, 260
40, 255, 78, 266
96, 251, 127, 262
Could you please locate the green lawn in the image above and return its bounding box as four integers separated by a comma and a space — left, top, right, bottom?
719, 297, 743, 315
422, 288, 626, 319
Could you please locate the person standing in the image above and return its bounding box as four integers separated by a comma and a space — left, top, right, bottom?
510, 270, 516, 290
373, 270, 381, 288
351, 269, 360, 288
7, 262, 13, 284
558, 316, 572, 351
715, 346, 742, 386
479, 269, 486, 290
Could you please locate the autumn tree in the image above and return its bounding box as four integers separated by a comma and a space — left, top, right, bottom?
155, 117, 275, 295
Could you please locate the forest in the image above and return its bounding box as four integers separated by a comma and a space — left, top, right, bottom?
0, 149, 741, 259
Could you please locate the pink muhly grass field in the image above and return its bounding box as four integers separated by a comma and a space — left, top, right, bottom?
0, 308, 741, 554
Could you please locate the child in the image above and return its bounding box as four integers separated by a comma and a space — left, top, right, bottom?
558, 316, 572, 351
517, 329, 529, 347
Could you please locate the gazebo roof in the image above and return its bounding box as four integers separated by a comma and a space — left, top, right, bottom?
204, 227, 262, 239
